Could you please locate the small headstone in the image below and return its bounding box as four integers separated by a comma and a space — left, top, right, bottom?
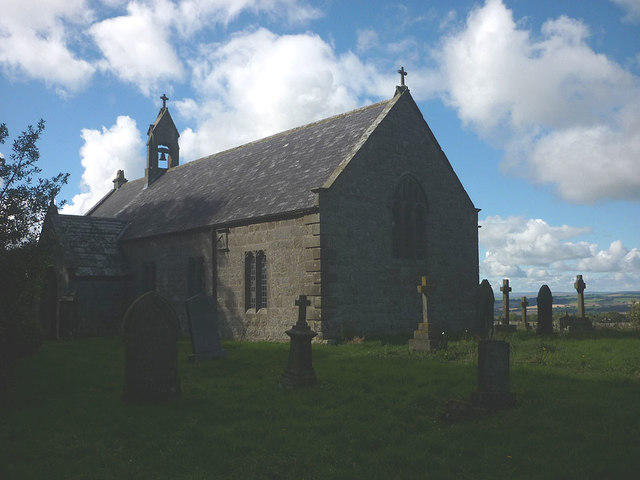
536, 285, 554, 335
281, 295, 317, 388
477, 279, 495, 339
471, 340, 516, 409
122, 291, 180, 403
574, 275, 587, 319
520, 296, 530, 330
186, 294, 227, 361
409, 276, 443, 352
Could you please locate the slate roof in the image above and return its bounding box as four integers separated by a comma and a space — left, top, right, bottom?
88, 96, 396, 240
53, 215, 129, 276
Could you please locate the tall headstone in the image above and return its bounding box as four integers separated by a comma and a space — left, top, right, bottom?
122, 291, 180, 403
186, 294, 227, 361
500, 279, 512, 326
477, 279, 495, 339
409, 276, 442, 352
281, 295, 317, 388
520, 296, 530, 330
574, 275, 586, 319
536, 285, 554, 335
471, 340, 516, 409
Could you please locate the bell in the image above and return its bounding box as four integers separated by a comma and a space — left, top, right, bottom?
159, 152, 166, 162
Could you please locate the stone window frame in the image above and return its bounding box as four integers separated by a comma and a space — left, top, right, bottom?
244, 250, 267, 312
391, 174, 428, 261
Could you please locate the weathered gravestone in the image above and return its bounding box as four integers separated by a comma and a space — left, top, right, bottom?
471, 340, 516, 409
496, 279, 517, 333
409, 276, 443, 352
281, 295, 317, 388
574, 274, 587, 319
122, 291, 180, 403
186, 294, 227, 361
536, 285, 554, 335
477, 279, 495, 339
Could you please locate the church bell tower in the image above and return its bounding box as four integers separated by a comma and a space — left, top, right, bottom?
146, 94, 180, 187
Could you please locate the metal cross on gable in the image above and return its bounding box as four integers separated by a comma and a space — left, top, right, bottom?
160, 94, 169, 108
397, 66, 408, 86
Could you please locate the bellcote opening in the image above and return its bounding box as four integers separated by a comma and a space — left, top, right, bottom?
145, 94, 180, 187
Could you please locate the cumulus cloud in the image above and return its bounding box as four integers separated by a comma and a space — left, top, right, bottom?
437, 0, 640, 204
62, 116, 144, 215
0, 0, 95, 92
480, 215, 640, 291
177, 28, 392, 160
611, 0, 640, 24
90, 0, 184, 95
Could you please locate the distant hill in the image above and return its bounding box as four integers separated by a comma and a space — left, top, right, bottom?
495, 291, 640, 316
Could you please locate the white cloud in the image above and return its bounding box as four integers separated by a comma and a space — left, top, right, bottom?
175, 0, 322, 36
611, 0, 640, 24
479, 215, 640, 291
437, 0, 640, 204
356, 29, 379, 53
62, 116, 144, 215
90, 0, 184, 95
177, 28, 391, 160
0, 0, 95, 92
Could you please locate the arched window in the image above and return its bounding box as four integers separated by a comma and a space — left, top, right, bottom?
391, 175, 428, 260
257, 251, 267, 309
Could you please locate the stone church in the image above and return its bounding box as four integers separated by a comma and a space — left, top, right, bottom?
40, 81, 480, 341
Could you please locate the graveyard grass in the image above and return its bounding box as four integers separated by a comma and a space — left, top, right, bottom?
2, 330, 640, 479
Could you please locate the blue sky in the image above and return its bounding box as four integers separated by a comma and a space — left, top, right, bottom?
1, 0, 639, 293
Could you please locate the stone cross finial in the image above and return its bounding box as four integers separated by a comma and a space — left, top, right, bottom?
161, 94, 169, 109
295, 295, 311, 326
574, 274, 586, 319
500, 279, 512, 326
397, 66, 408, 86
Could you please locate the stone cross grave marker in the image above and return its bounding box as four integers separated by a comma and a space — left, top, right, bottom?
409, 276, 442, 352
500, 279, 512, 326
520, 296, 530, 330
574, 275, 586, 319
536, 284, 554, 335
477, 279, 495, 339
122, 291, 180, 403
186, 294, 227, 361
281, 295, 317, 388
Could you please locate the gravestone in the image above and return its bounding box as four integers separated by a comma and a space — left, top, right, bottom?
477, 279, 495, 339
186, 294, 227, 361
409, 276, 443, 352
471, 340, 516, 409
574, 275, 587, 319
521, 296, 530, 330
122, 291, 180, 403
281, 295, 317, 388
536, 285, 554, 335
496, 279, 516, 332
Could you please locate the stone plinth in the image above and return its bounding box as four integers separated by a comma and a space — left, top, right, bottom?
281, 295, 317, 388
408, 322, 442, 352
471, 340, 516, 409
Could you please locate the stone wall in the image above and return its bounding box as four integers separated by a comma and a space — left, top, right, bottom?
216, 213, 318, 341
317, 92, 478, 337
122, 214, 319, 341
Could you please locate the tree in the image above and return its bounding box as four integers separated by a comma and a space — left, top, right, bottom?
0, 119, 69, 249
1, 120, 69, 387
630, 301, 640, 325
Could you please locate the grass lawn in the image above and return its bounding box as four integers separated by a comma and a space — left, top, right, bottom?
2, 330, 640, 479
